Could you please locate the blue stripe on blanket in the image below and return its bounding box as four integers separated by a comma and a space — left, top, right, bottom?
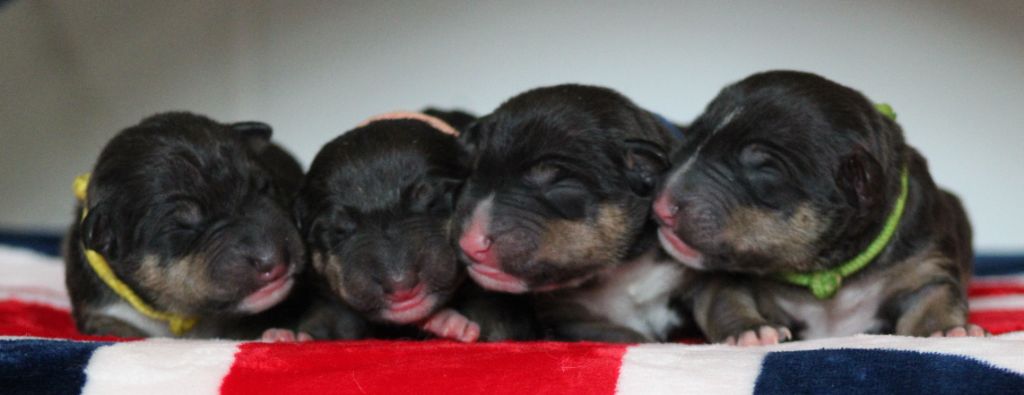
0, 339, 111, 395
754, 348, 1024, 395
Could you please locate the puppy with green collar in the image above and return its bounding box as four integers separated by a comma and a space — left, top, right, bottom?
654, 71, 980, 345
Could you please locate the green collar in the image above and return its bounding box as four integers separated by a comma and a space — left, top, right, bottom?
777, 164, 909, 299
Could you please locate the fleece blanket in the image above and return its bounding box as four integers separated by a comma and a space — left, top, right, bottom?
2, 244, 1024, 394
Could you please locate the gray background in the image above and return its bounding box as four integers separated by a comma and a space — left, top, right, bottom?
1, 1, 1021, 251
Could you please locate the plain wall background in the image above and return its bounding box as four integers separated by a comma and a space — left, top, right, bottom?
1, 1, 1021, 252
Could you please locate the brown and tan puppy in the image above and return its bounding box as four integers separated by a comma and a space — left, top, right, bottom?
453, 84, 690, 342
64, 112, 308, 339
654, 71, 980, 345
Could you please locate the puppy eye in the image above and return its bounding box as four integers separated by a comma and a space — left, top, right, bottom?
172, 201, 204, 228
408, 179, 458, 214
526, 163, 561, 185
253, 176, 274, 195
740, 144, 780, 173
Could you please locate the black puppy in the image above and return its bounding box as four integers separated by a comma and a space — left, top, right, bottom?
64, 112, 307, 339
454, 84, 689, 342
654, 71, 979, 345
296, 112, 537, 342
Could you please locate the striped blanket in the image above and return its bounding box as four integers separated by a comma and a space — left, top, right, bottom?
2, 244, 1023, 394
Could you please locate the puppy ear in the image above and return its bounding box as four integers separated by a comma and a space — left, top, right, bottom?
837, 146, 885, 215
232, 121, 273, 153
622, 139, 670, 197
80, 203, 117, 258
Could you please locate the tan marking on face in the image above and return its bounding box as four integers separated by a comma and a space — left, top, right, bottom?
534, 204, 633, 269
134, 254, 212, 314
721, 204, 829, 269
318, 253, 351, 302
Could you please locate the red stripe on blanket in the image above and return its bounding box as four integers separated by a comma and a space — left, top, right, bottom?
0, 300, 119, 341
968, 283, 1024, 298
970, 310, 1024, 335
222, 340, 628, 395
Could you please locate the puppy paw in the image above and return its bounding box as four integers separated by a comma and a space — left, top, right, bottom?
420, 308, 481, 343
929, 324, 988, 338
723, 326, 793, 346
260, 328, 314, 342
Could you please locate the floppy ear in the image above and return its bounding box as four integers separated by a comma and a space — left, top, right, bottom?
837, 145, 885, 216
232, 121, 273, 153
80, 202, 117, 259
622, 139, 670, 197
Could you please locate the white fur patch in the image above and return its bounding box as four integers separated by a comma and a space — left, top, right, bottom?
569, 251, 687, 341
99, 302, 172, 337
774, 279, 886, 339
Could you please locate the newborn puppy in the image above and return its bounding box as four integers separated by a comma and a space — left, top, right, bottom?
64, 112, 306, 338
296, 112, 537, 342
655, 71, 978, 345
454, 84, 688, 342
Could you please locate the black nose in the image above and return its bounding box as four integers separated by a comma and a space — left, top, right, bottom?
384, 270, 419, 293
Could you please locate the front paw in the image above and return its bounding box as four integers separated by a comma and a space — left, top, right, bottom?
722, 325, 793, 346
260, 328, 313, 342
420, 308, 481, 343
929, 324, 987, 338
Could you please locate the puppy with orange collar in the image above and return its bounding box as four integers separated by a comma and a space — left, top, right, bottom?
295, 110, 539, 342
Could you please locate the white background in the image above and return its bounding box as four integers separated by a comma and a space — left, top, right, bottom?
1, 1, 1021, 252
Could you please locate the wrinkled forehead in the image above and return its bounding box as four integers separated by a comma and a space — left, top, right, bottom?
475, 115, 615, 176
322, 149, 434, 211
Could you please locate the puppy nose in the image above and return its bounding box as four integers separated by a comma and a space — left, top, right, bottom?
653, 193, 681, 228
389, 282, 425, 303
386, 271, 419, 292
248, 246, 289, 282
459, 228, 494, 266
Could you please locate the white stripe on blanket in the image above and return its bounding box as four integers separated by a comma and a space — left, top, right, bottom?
82, 339, 240, 395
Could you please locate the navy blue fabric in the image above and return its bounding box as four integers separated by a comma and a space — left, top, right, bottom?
755, 348, 1024, 395
0, 230, 63, 257
653, 113, 685, 141
0, 339, 110, 395
975, 255, 1024, 276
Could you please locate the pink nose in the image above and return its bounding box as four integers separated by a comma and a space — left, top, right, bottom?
389, 283, 424, 303
653, 193, 680, 228
258, 263, 287, 283
459, 221, 494, 266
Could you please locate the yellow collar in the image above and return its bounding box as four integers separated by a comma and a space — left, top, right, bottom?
74, 173, 198, 336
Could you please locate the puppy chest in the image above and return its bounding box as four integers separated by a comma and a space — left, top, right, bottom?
773, 280, 886, 339
571, 255, 686, 341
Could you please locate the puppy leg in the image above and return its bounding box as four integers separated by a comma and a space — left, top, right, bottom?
79, 314, 150, 338
890, 280, 984, 337
694, 280, 792, 346
296, 299, 368, 340
537, 301, 649, 343
420, 308, 481, 343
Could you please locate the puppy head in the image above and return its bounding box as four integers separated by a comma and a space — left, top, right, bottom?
453, 84, 674, 293
79, 112, 306, 316
654, 71, 906, 274
297, 117, 467, 324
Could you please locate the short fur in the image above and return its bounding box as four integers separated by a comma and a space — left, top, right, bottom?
454, 84, 688, 342
655, 71, 975, 342
64, 112, 307, 339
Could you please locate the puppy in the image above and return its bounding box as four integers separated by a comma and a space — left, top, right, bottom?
64, 112, 307, 339
654, 71, 979, 345
296, 112, 538, 342
454, 84, 689, 342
